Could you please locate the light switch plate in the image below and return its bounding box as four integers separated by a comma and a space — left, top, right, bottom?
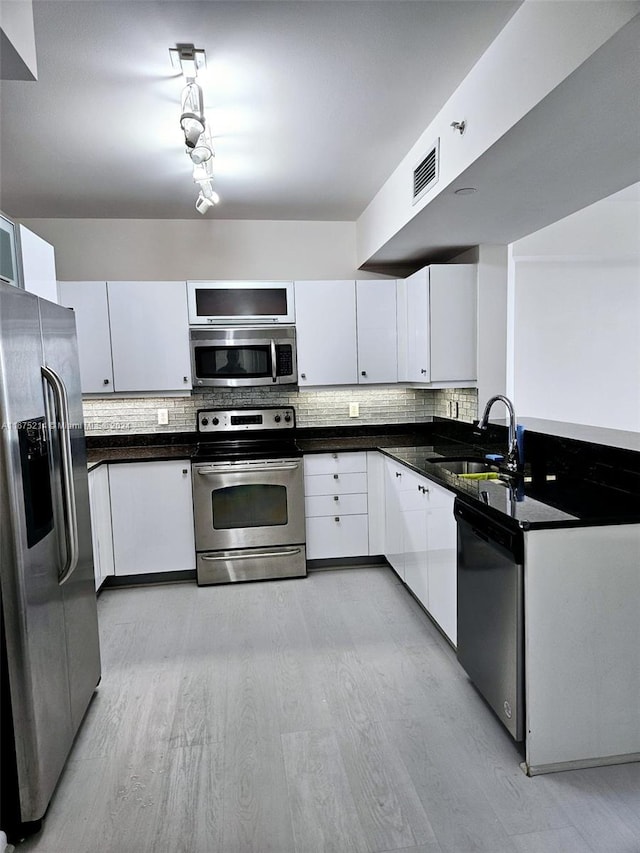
157, 408, 169, 425
349, 402, 359, 418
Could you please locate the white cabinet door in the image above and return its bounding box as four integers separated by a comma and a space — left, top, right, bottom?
425, 480, 457, 644
400, 469, 429, 609
356, 280, 397, 384
109, 461, 195, 576
294, 280, 358, 386
399, 264, 477, 385
57, 281, 114, 393
429, 265, 477, 382
107, 281, 191, 393
19, 225, 58, 302
383, 458, 407, 578
366, 450, 386, 556
405, 267, 430, 383
88, 465, 115, 590
382, 456, 457, 643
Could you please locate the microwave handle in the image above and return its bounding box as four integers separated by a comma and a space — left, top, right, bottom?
270, 339, 277, 383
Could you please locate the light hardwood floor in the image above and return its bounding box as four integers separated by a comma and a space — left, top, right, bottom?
18, 567, 640, 853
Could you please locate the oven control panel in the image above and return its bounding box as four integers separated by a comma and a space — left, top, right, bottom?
197, 407, 296, 433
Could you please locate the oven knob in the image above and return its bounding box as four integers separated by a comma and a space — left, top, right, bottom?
274, 415, 281, 423
284, 413, 291, 422
212, 417, 219, 426
201, 418, 209, 426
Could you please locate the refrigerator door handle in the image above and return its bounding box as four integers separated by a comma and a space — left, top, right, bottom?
41, 364, 80, 585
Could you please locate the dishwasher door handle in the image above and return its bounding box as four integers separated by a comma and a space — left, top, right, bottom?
471, 526, 491, 543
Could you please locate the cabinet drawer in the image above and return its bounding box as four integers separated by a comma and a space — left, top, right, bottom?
304, 472, 367, 496
304, 451, 367, 476
306, 514, 369, 559
305, 493, 367, 518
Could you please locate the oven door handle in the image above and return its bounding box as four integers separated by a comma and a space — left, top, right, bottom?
270, 338, 277, 383
200, 547, 303, 562
196, 462, 301, 475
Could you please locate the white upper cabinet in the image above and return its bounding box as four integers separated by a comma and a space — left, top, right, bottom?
107, 281, 191, 393
294, 280, 358, 386
58, 281, 114, 393
356, 280, 397, 384
58, 280, 191, 394
399, 264, 477, 386
19, 225, 59, 303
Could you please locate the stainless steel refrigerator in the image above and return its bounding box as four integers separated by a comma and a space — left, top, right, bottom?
0, 281, 101, 840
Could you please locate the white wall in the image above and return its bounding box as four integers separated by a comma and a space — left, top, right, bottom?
511, 185, 640, 432
20, 218, 383, 281
477, 245, 509, 412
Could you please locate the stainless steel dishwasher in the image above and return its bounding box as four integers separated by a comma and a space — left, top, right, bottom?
455, 498, 525, 741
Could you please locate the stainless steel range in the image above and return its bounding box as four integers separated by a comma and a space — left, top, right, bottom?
191, 406, 306, 585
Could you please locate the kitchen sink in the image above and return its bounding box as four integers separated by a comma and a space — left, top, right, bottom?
427, 457, 498, 475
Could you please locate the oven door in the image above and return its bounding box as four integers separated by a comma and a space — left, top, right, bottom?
192, 457, 305, 552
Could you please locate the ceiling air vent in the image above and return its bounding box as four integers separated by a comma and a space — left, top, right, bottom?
412, 139, 439, 205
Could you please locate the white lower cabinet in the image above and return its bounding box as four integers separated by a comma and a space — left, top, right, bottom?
383, 455, 457, 644
304, 452, 369, 559
424, 480, 457, 644
88, 465, 115, 590
109, 460, 195, 575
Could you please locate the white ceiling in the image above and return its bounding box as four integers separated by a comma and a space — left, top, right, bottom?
0, 0, 521, 221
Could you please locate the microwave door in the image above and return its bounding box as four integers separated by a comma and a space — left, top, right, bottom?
193, 343, 273, 387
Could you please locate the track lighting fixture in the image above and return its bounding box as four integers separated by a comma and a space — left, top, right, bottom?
170, 44, 220, 214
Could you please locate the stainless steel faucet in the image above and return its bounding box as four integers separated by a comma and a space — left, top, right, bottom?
478, 394, 520, 471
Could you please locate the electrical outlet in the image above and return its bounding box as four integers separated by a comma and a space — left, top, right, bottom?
349, 402, 359, 418
449, 400, 459, 419
157, 408, 169, 425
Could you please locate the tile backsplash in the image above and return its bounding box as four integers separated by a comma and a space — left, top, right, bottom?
432, 387, 478, 423
82, 386, 478, 435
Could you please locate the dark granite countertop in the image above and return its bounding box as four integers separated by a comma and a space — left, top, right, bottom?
86, 441, 196, 471
85, 421, 640, 530
377, 445, 638, 531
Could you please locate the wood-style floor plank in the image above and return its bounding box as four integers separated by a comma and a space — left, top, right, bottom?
335, 718, 438, 850
15, 567, 640, 853
282, 728, 369, 853
510, 826, 597, 853
220, 581, 297, 852
384, 715, 517, 853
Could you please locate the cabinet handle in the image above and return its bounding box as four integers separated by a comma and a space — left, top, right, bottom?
421, 369, 427, 375
361, 370, 367, 377
334, 517, 340, 523
395, 471, 402, 478
333, 474, 339, 480
182, 468, 188, 475
103, 378, 110, 385
183, 376, 189, 383
301, 373, 306, 380
333, 495, 339, 501
418, 484, 429, 493
332, 453, 338, 459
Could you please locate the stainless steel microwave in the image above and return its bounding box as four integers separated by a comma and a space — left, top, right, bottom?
190, 326, 298, 387
187, 280, 295, 325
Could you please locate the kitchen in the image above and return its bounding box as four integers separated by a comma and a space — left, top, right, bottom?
1, 2, 639, 852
